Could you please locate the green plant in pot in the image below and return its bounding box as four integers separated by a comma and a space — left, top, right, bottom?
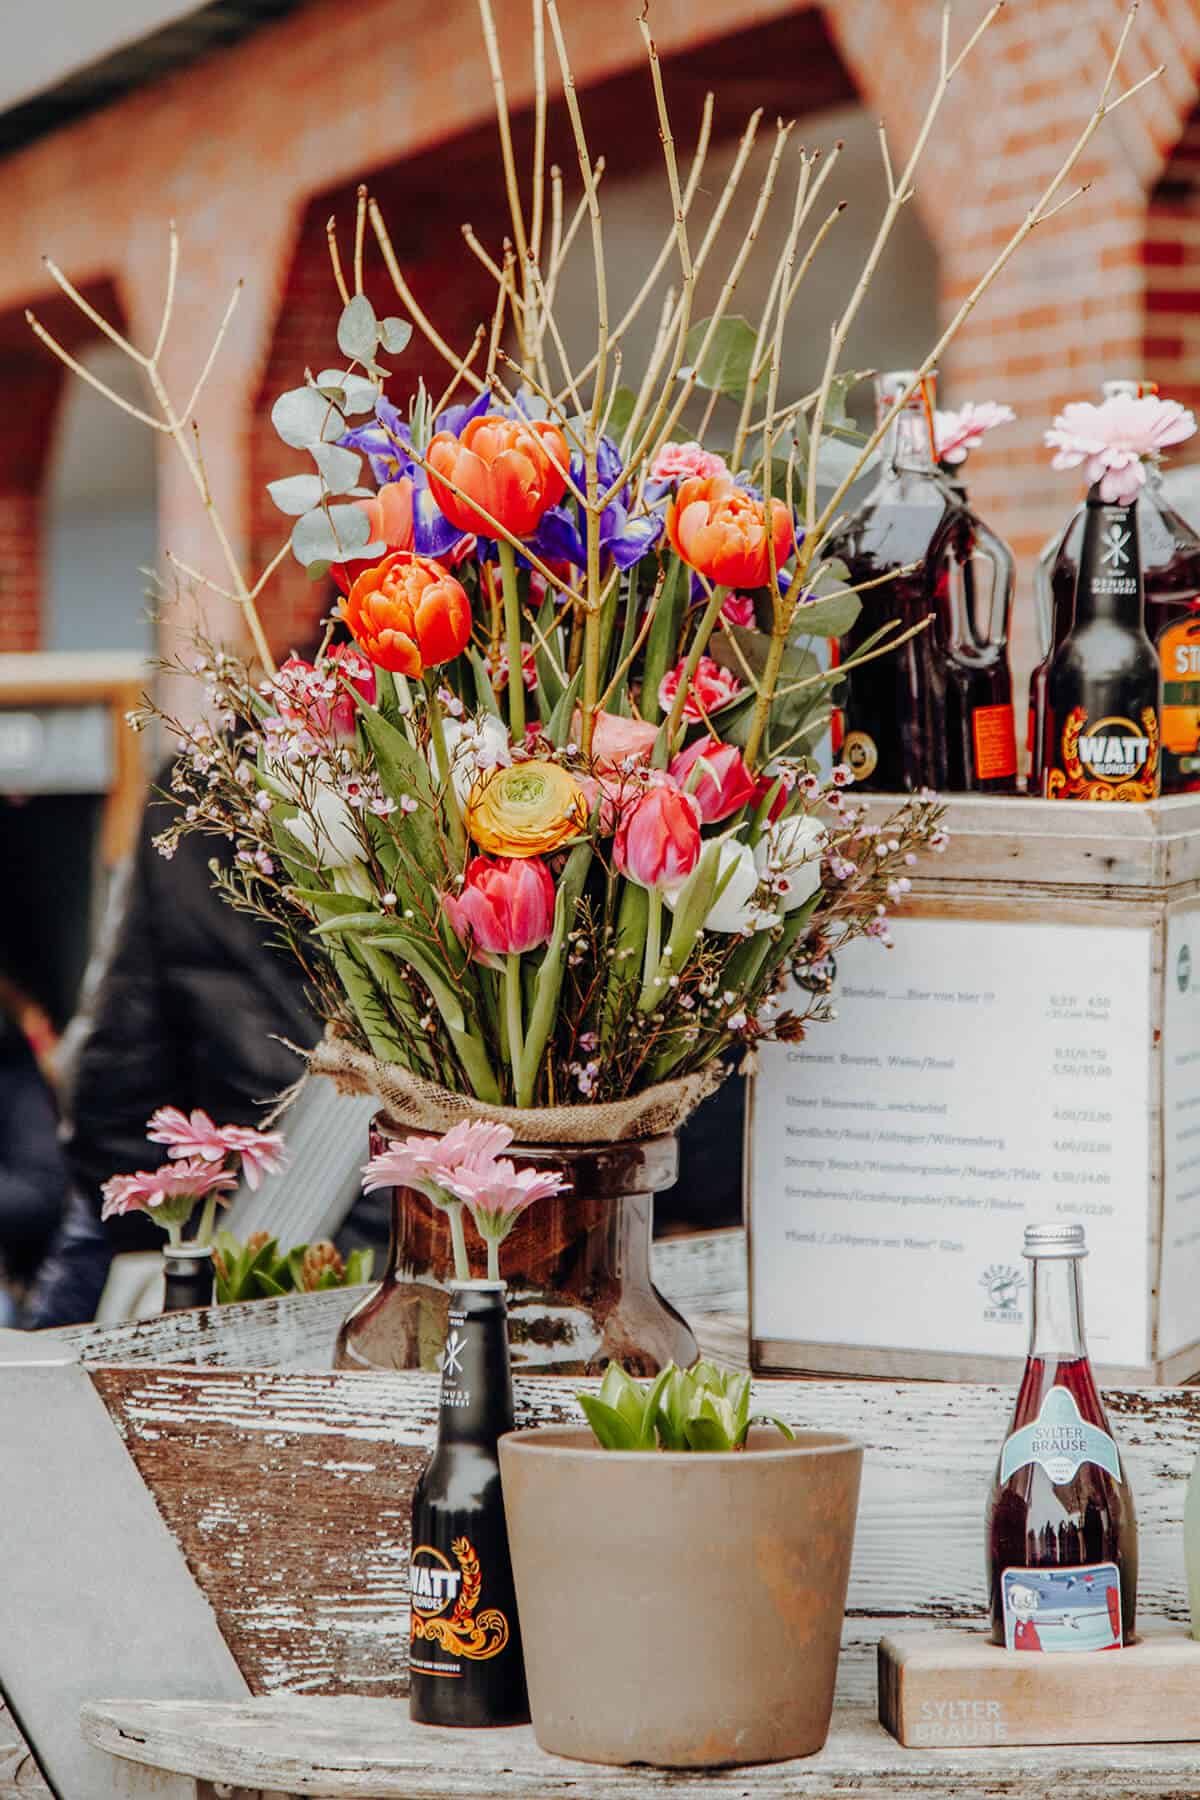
499, 1360, 863, 1769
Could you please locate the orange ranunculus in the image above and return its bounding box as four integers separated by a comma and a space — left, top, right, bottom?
425, 413, 570, 538
341, 551, 472, 677
666, 473, 795, 589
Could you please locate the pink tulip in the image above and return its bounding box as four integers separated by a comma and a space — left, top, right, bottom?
721, 593, 756, 628
614, 784, 702, 890
574, 707, 659, 768
669, 738, 758, 823
444, 856, 556, 958
658, 654, 744, 724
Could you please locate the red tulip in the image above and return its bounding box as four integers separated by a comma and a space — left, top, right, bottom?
667, 473, 795, 589
341, 551, 472, 677
753, 768, 794, 824
613, 784, 702, 891
444, 856, 556, 959
669, 738, 758, 823
426, 414, 569, 538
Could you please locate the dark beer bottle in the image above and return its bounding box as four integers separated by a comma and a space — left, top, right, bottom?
986, 1224, 1137, 1651
829, 371, 1016, 792
409, 1281, 528, 1727
1043, 485, 1160, 801
161, 1244, 215, 1312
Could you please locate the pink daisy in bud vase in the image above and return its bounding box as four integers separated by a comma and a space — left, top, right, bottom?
100, 1161, 238, 1245
363, 1119, 517, 1282
933, 401, 1015, 468
447, 1158, 571, 1282
147, 1106, 287, 1190
1045, 394, 1197, 505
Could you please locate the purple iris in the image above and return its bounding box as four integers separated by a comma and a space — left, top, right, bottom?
528, 435, 663, 575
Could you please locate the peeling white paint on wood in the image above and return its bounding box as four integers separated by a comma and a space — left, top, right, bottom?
0, 1695, 50, 1795
79, 1692, 1200, 1798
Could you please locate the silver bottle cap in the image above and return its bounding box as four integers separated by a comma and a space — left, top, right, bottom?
878, 368, 937, 410
1022, 1222, 1087, 1259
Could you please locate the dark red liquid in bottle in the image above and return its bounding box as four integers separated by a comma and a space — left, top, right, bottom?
985, 1227, 1137, 1651
986, 1354, 1137, 1646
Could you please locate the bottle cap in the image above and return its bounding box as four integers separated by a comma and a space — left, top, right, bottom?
878, 369, 938, 410
1022, 1222, 1087, 1259
450, 1279, 507, 1291
1102, 378, 1158, 400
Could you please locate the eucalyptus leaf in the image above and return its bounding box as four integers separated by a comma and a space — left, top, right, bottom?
317, 370, 379, 414
379, 316, 413, 354
267, 473, 323, 517
679, 315, 763, 400
312, 442, 363, 493
790, 591, 861, 639
605, 385, 638, 443
290, 503, 374, 568
271, 386, 346, 449
337, 294, 379, 363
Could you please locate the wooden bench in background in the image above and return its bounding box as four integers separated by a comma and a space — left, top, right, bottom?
1, 1229, 1196, 1797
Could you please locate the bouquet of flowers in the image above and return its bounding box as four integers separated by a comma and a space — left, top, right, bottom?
28, 2, 1153, 1136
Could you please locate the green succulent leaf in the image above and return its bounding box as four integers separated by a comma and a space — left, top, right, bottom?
337, 294, 379, 363
578, 1394, 644, 1452
684, 1413, 734, 1453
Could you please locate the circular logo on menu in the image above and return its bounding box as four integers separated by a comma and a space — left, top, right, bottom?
409, 1545, 463, 1618
842, 730, 878, 779
1076, 715, 1151, 784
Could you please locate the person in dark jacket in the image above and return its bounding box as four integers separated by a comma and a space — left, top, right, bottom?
29, 776, 320, 1327
0, 1003, 67, 1316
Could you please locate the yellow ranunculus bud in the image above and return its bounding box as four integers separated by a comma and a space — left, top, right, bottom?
465, 760, 588, 857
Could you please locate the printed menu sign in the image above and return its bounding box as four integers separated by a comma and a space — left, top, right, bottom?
749, 917, 1152, 1366
1158, 905, 1200, 1358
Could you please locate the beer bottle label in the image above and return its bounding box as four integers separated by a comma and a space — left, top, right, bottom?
971, 703, 1017, 782
1159, 616, 1200, 769
409, 1536, 512, 1675
1045, 705, 1158, 801
1001, 1562, 1122, 1652
1000, 1386, 1122, 1486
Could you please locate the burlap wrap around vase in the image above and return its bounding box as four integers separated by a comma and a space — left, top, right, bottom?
314, 1039, 720, 1375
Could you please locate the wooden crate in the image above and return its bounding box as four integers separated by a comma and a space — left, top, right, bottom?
748, 793, 1200, 1384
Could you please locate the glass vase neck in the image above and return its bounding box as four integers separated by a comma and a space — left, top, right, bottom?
874, 372, 939, 487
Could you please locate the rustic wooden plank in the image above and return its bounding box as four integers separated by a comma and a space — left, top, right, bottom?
79, 1694, 1200, 1798
54, 1230, 747, 1372
88, 1370, 1199, 1706
879, 1623, 1200, 1748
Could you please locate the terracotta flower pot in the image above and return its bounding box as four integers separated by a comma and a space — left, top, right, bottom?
499, 1424, 863, 1767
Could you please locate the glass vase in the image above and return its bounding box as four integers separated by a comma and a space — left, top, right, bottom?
334, 1114, 698, 1375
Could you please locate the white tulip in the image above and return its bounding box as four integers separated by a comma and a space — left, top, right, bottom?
754, 812, 825, 911
434, 714, 512, 805
282, 786, 364, 871
666, 838, 777, 936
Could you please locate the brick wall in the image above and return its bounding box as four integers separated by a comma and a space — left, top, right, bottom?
0, 0, 1197, 722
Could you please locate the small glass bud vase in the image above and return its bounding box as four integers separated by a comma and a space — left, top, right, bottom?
161, 1243, 216, 1314
334, 1114, 697, 1376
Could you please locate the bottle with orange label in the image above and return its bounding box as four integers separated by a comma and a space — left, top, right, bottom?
1043, 485, 1160, 802
829, 371, 1017, 793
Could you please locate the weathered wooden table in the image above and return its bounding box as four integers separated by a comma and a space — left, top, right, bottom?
5, 1229, 1198, 1798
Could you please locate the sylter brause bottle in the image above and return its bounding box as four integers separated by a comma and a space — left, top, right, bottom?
1043, 483, 1160, 801
985, 1223, 1137, 1652
408, 1280, 529, 1726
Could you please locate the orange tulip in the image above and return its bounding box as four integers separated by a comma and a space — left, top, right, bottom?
355, 478, 415, 552
426, 413, 570, 538
341, 551, 472, 678
666, 473, 795, 590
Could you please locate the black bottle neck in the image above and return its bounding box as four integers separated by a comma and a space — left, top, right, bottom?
161, 1245, 214, 1314
1073, 489, 1144, 628
435, 1283, 515, 1447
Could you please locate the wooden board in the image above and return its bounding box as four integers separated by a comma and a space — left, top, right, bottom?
79, 1693, 1200, 1799
0, 1694, 51, 1797
86, 1369, 1200, 1709
879, 1624, 1200, 1747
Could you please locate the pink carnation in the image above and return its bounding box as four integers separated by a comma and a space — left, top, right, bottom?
100, 1160, 237, 1223
934, 402, 1015, 467
1045, 395, 1197, 505
721, 593, 756, 628
658, 654, 744, 724
650, 441, 729, 485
